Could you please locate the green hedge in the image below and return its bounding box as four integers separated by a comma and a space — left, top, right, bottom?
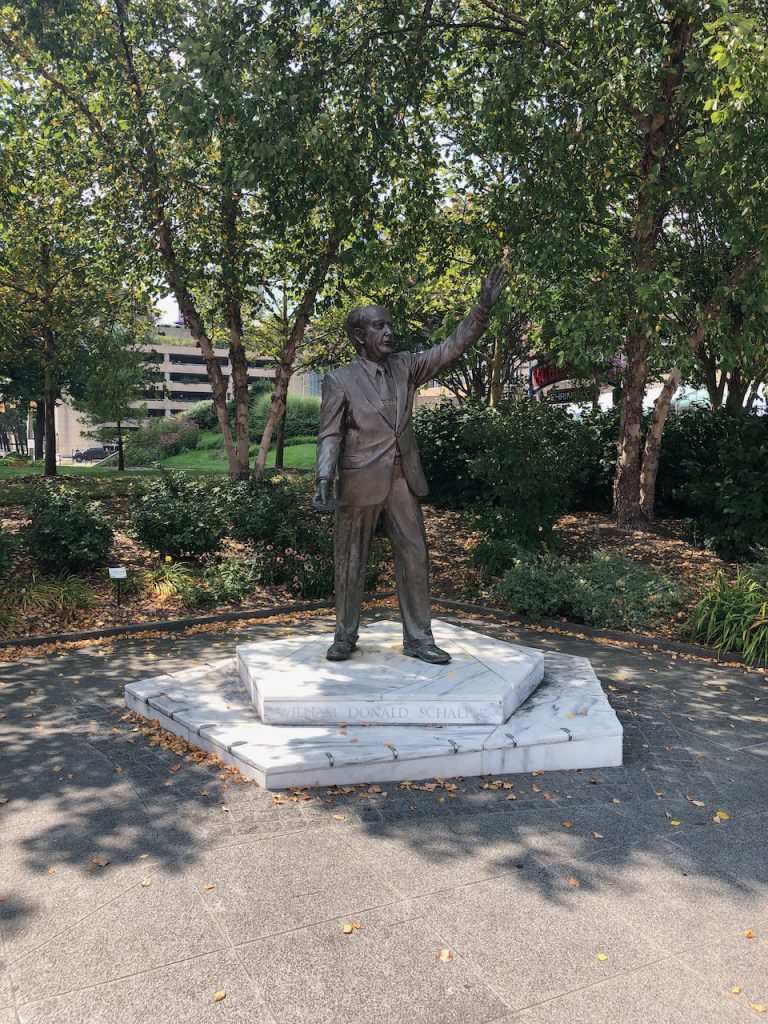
124, 416, 199, 467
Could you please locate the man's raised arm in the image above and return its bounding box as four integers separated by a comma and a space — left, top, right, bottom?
410, 267, 509, 388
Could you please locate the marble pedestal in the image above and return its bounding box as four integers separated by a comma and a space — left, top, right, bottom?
237, 620, 544, 725
124, 619, 623, 789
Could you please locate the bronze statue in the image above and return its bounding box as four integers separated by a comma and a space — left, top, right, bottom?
313, 267, 508, 663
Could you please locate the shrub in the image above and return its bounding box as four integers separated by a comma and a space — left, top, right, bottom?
469, 537, 530, 580
0, 525, 16, 577
413, 401, 492, 509
185, 559, 256, 608
130, 472, 226, 557
568, 408, 620, 513
491, 553, 571, 619
124, 416, 199, 467
683, 413, 768, 560
689, 568, 768, 666
565, 551, 683, 632
249, 393, 321, 441
225, 477, 299, 545
132, 559, 198, 598
186, 400, 219, 430
23, 487, 113, 573
467, 401, 583, 551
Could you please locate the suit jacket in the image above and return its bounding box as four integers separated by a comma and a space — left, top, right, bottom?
316, 303, 491, 507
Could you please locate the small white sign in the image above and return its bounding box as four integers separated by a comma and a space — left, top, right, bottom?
109, 567, 128, 580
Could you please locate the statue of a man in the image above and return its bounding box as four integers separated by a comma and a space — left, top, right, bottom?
313, 267, 508, 664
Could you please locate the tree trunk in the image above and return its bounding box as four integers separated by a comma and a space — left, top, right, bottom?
274, 401, 287, 469
639, 367, 681, 519
42, 331, 57, 477
33, 400, 45, 460
221, 177, 251, 480
114, 0, 239, 478
253, 236, 339, 477
489, 336, 504, 407
613, 328, 649, 524
117, 420, 124, 471
612, 17, 692, 525
724, 368, 750, 411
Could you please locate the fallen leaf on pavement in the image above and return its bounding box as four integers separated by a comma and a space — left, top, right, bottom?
212, 991, 226, 1002
561, 821, 574, 829
437, 949, 453, 962
204, 884, 216, 891
715, 811, 730, 820
751, 1005, 766, 1014
342, 922, 361, 934
140, 878, 152, 887
592, 831, 604, 839
568, 877, 581, 888
597, 953, 608, 961
744, 930, 757, 938
732, 987, 742, 994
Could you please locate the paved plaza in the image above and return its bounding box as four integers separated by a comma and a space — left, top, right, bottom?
1, 611, 767, 1023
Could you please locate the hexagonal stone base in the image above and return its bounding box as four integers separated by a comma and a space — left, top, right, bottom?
237, 620, 544, 726
123, 622, 623, 789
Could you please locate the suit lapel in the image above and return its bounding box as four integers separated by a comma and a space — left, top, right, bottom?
352, 359, 395, 428
390, 356, 408, 431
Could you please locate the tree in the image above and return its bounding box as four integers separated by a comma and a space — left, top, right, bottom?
415, 0, 768, 522
0, 71, 140, 475
73, 326, 155, 470
2, 0, 443, 481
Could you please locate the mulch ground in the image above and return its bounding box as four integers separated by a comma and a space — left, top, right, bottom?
1, 502, 736, 644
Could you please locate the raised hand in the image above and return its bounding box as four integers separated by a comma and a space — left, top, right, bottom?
479, 265, 510, 308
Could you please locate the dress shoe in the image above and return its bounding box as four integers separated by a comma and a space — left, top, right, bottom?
403, 642, 451, 665
326, 640, 357, 661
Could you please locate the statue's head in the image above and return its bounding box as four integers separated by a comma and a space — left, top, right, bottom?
345, 304, 394, 363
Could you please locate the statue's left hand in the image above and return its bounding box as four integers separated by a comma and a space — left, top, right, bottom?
479, 266, 510, 309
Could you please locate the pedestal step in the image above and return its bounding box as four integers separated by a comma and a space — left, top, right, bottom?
124, 624, 623, 789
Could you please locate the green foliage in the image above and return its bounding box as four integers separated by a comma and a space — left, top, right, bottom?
689, 567, 768, 666
23, 486, 113, 573
249, 393, 321, 442
185, 559, 256, 608
124, 416, 199, 467
133, 559, 197, 599
225, 477, 298, 545
467, 402, 584, 551
130, 472, 225, 558
0, 525, 16, 577
491, 553, 571, 620
492, 550, 683, 633
413, 401, 492, 509
565, 552, 684, 633
684, 413, 768, 560
6, 573, 97, 616
186, 400, 219, 431
569, 409, 620, 514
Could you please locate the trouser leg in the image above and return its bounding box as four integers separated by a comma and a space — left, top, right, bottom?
333, 501, 380, 644
381, 463, 432, 645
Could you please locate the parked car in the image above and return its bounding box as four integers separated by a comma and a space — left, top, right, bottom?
72, 446, 113, 463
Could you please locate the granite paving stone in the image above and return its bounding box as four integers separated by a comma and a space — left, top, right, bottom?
509, 957, 749, 1023
1, 608, 766, 1024
187, 829, 400, 944
236, 910, 508, 1024
15, 951, 274, 1024
8, 873, 228, 1003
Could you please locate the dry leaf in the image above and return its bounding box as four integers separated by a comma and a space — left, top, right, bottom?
751, 1005, 767, 1014
670, 820, 681, 826
169, 763, 181, 774
744, 930, 757, 939
715, 811, 730, 821
597, 953, 608, 961
0, 797, 8, 805
204, 883, 216, 891
532, 784, 541, 793
611, 798, 621, 804
561, 821, 574, 829
47, 866, 56, 874
506, 794, 517, 801
341, 921, 361, 935
732, 987, 742, 995
212, 991, 226, 1003
221, 805, 230, 812
592, 831, 604, 839
568, 877, 581, 888
140, 877, 152, 887
437, 949, 453, 962
332, 814, 346, 821
139, 853, 149, 860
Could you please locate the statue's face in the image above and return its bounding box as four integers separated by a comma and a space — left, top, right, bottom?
356, 306, 394, 362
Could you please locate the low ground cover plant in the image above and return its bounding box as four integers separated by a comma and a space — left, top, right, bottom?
0, 525, 15, 577
689, 566, 768, 666
23, 486, 113, 573
492, 549, 684, 633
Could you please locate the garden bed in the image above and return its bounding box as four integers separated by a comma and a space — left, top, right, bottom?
0, 487, 735, 646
